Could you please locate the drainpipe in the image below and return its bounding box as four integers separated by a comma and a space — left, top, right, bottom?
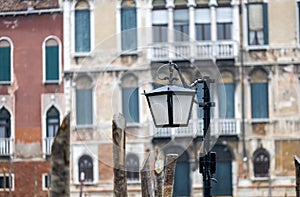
239, 0, 248, 178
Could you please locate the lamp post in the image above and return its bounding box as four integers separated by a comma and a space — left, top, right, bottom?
144, 62, 216, 197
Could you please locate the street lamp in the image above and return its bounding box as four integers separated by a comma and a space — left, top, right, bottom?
144, 62, 216, 197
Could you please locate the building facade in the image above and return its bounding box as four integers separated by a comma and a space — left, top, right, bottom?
65, 0, 300, 196
0, 0, 64, 196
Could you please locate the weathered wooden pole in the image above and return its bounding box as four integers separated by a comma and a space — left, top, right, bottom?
141, 154, 153, 197
154, 148, 164, 197
50, 113, 70, 197
113, 113, 127, 197
295, 155, 300, 197
163, 154, 178, 197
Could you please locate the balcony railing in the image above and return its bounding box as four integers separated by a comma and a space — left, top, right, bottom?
152, 119, 240, 138
44, 137, 55, 156
150, 41, 238, 61
0, 138, 13, 156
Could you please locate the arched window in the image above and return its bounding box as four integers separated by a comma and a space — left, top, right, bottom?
75, 0, 91, 53
121, 74, 139, 123
75, 76, 93, 126
121, 0, 137, 51
218, 71, 235, 119
44, 38, 60, 82
0, 107, 11, 138
250, 69, 269, 119
126, 154, 139, 181
78, 155, 94, 182
253, 147, 270, 177
0, 39, 11, 83
46, 106, 60, 138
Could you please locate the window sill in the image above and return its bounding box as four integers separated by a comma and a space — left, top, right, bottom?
120, 50, 141, 56
72, 52, 92, 57
247, 45, 269, 51
74, 125, 96, 129
43, 80, 60, 85
127, 122, 141, 128
250, 118, 271, 124
0, 81, 12, 85
74, 181, 98, 186
127, 180, 140, 184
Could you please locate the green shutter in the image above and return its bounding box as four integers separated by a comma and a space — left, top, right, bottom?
76, 89, 93, 125
122, 87, 139, 123
263, 3, 268, 45
121, 8, 137, 51
0, 47, 11, 82
251, 83, 268, 119
197, 84, 203, 118
75, 10, 91, 52
46, 46, 59, 81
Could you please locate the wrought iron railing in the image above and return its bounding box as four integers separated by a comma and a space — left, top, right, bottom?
44, 137, 55, 156
0, 138, 13, 156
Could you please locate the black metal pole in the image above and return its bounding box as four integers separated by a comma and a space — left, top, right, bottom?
200, 77, 213, 197
198, 77, 215, 197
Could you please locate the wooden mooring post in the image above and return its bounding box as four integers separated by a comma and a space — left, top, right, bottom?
295, 155, 300, 197
50, 113, 70, 197
141, 154, 153, 197
163, 154, 178, 197
113, 113, 127, 197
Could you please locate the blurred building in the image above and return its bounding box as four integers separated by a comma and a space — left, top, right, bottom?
0, 0, 64, 196
1, 0, 300, 196
64, 0, 300, 196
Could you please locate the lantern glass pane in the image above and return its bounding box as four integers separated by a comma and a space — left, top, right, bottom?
148, 94, 169, 126
172, 94, 193, 125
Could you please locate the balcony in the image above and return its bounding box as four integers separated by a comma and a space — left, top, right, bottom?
0, 138, 13, 157
44, 137, 54, 156
149, 41, 238, 62
152, 119, 240, 138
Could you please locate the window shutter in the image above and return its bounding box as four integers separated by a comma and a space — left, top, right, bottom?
219, 84, 235, 118
122, 87, 139, 123
75, 10, 91, 52
263, 3, 269, 44
46, 46, 59, 81
121, 8, 137, 51
76, 89, 93, 125
195, 8, 210, 24
298, 2, 300, 42
251, 83, 268, 119
0, 47, 10, 82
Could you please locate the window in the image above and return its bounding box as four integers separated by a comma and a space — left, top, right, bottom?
247, 2, 268, 46
218, 71, 235, 118
216, 8, 232, 40
42, 173, 51, 190
78, 155, 94, 182
126, 154, 139, 182
75, 0, 91, 53
0, 174, 13, 190
152, 9, 168, 43
121, 0, 137, 51
46, 106, 60, 138
121, 74, 139, 123
250, 69, 269, 119
195, 9, 211, 41
174, 8, 189, 41
44, 38, 60, 83
253, 147, 270, 177
0, 39, 11, 83
75, 76, 93, 126
0, 107, 11, 139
